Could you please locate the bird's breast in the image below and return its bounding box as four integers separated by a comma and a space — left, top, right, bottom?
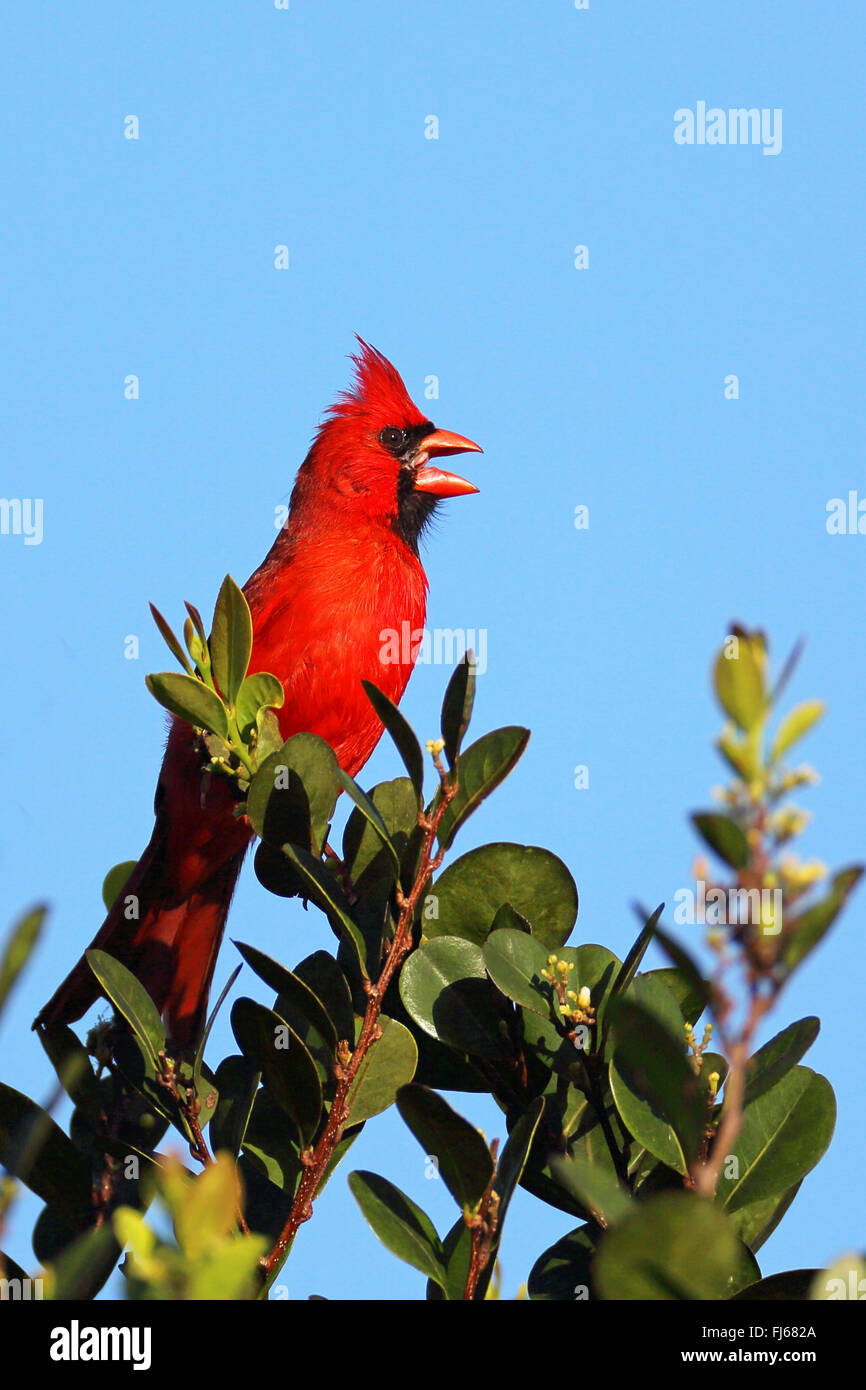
245, 528, 428, 775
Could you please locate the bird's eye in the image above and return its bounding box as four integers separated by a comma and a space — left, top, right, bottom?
379, 426, 407, 452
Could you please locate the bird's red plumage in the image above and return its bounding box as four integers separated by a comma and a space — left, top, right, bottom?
36, 341, 477, 1045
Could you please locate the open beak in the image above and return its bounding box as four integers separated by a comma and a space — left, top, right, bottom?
413, 429, 482, 498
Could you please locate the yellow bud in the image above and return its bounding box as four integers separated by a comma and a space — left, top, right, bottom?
577, 986, 591, 1011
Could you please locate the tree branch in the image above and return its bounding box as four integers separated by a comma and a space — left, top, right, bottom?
260, 754, 460, 1289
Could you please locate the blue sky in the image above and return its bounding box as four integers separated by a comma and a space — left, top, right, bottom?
1, 1, 864, 1298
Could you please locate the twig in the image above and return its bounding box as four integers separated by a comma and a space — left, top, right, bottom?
463, 1140, 500, 1301
260, 754, 460, 1287
692, 985, 774, 1197
155, 1053, 251, 1234
324, 842, 358, 904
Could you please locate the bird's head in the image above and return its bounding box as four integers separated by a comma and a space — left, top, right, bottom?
300, 339, 481, 553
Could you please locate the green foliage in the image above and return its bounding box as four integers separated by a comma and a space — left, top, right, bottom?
2, 596, 860, 1301
146, 577, 285, 793
0, 905, 46, 1016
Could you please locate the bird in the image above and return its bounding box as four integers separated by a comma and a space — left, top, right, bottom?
35, 340, 481, 1048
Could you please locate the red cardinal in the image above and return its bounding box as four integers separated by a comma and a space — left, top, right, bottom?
35, 341, 480, 1047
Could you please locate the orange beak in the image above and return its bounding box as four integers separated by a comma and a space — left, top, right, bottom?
413, 429, 482, 498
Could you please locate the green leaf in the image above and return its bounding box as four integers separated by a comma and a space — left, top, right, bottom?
716, 726, 758, 781
427, 842, 578, 950
425, 1217, 474, 1301
782, 865, 863, 976
595, 1192, 745, 1300
519, 943, 620, 1080
697, 1051, 729, 1102
149, 602, 195, 675
608, 997, 706, 1175
145, 671, 228, 738
241, 1089, 302, 1198
0, 905, 47, 1014
233, 941, 338, 1054
559, 943, 621, 1014
770, 699, 825, 762
101, 862, 138, 912
292, 952, 355, 1047
46, 1223, 124, 1301
345, 1017, 418, 1125
210, 1055, 260, 1158
235, 672, 284, 739
449, 1095, 545, 1302
348, 1170, 445, 1286
184, 600, 207, 645
178, 1056, 221, 1135
194, 963, 243, 1089
396, 1085, 494, 1210
691, 812, 751, 870
399, 937, 510, 1060
246, 733, 341, 857
714, 637, 766, 733
338, 772, 403, 882
483, 927, 553, 1017
37, 1024, 103, 1119
440, 653, 476, 771
735, 1269, 818, 1301
743, 1017, 820, 1106
642, 918, 713, 1019
626, 971, 684, 1038
211, 574, 252, 705
549, 1153, 633, 1228
528, 1224, 598, 1301
0, 1251, 32, 1286
603, 904, 664, 1022
436, 727, 530, 850
174, 1152, 243, 1257
187, 1233, 270, 1300
769, 635, 805, 707
275, 844, 369, 980
361, 680, 424, 802
410, 1028, 489, 1095
727, 1181, 802, 1254
717, 1066, 836, 1213
230, 998, 323, 1146
108, 1031, 175, 1126
496, 1097, 545, 1218
0, 1083, 92, 1228
86, 949, 166, 1067
490, 902, 532, 934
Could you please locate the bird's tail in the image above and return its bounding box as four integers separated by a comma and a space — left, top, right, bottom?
34, 829, 247, 1050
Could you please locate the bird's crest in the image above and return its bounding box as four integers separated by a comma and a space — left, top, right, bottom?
325, 337, 427, 428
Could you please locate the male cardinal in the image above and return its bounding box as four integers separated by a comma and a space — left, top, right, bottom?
35, 341, 480, 1047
